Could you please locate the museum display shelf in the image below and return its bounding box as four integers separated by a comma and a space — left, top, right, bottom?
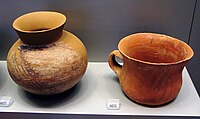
0, 61, 200, 118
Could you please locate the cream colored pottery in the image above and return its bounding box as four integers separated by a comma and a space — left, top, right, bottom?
7, 11, 87, 95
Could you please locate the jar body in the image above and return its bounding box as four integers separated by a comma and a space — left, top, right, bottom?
7, 31, 87, 95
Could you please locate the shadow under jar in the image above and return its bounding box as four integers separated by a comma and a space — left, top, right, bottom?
108, 33, 194, 106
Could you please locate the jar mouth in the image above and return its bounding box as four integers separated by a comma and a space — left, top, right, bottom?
118, 33, 194, 65
13, 11, 66, 33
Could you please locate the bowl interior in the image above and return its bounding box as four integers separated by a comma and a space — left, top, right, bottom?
119, 33, 194, 64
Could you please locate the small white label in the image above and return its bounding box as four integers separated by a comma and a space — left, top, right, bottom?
0, 96, 13, 107
106, 99, 120, 110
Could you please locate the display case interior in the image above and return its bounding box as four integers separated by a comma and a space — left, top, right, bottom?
0, 0, 200, 118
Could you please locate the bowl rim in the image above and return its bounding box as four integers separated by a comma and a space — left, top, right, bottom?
118, 32, 194, 66
12, 11, 66, 33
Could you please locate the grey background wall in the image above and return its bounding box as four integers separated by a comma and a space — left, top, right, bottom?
0, 0, 199, 94
187, 0, 200, 96
0, 0, 195, 60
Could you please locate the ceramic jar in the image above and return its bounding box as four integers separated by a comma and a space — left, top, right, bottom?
7, 11, 87, 95
108, 33, 194, 106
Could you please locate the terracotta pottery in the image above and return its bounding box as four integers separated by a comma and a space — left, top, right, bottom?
7, 11, 87, 95
108, 33, 194, 106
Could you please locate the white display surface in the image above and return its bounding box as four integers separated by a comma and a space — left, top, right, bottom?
0, 61, 199, 116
